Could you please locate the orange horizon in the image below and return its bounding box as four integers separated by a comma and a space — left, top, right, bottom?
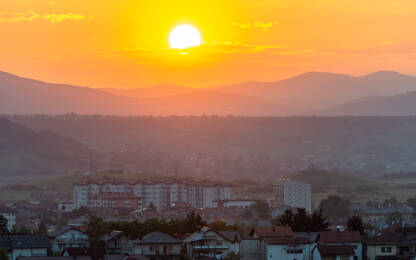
1, 0, 416, 89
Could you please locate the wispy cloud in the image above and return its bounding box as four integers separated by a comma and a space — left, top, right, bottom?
117, 41, 287, 57
0, 10, 86, 25
232, 21, 279, 31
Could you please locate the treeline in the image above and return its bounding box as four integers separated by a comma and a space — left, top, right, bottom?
86, 211, 239, 246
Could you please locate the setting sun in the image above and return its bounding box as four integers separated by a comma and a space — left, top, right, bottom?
169, 24, 202, 50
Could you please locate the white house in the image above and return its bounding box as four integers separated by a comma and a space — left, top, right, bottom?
133, 231, 182, 259
264, 236, 313, 260
184, 227, 241, 259
103, 230, 133, 255
313, 245, 355, 260
366, 231, 416, 260
0, 235, 50, 260
317, 231, 363, 260
48, 226, 89, 253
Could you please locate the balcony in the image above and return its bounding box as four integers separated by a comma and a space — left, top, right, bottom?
143, 251, 179, 256
55, 238, 89, 243
193, 245, 229, 250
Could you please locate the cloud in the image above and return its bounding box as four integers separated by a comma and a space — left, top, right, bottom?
0, 10, 86, 25
232, 21, 279, 31
205, 41, 285, 53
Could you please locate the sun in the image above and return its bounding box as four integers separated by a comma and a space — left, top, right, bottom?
169, 24, 202, 49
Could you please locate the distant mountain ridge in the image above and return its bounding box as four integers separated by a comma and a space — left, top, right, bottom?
2, 69, 416, 115
0, 117, 94, 176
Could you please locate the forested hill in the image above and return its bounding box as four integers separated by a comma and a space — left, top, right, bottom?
7, 115, 416, 178
0, 118, 95, 177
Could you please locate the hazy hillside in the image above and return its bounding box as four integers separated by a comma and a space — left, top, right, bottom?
214, 71, 416, 112
0, 71, 283, 116
0, 71, 146, 115
314, 91, 416, 116
0, 118, 95, 177
100, 84, 197, 98
2, 70, 416, 115
8, 115, 416, 178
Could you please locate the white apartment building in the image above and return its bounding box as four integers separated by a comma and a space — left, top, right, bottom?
73, 179, 232, 211
273, 179, 311, 212
0, 206, 16, 231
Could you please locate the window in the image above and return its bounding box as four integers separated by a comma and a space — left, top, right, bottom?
381, 247, 392, 253
287, 249, 303, 254
340, 256, 349, 260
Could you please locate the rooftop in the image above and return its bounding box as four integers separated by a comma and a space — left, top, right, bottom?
319, 231, 361, 243
251, 226, 293, 238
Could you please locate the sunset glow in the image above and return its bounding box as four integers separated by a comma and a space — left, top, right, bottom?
1, 0, 416, 88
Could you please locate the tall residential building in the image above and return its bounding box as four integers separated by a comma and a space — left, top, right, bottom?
273, 179, 311, 212
73, 179, 232, 211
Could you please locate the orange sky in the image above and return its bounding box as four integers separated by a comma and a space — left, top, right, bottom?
1, 0, 416, 88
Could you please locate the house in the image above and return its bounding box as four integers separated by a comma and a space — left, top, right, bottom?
184, 227, 241, 259
0, 205, 17, 231
0, 235, 50, 260
250, 226, 313, 260
63, 247, 107, 260
48, 226, 89, 253
313, 245, 355, 260
103, 231, 133, 255
318, 231, 363, 260
264, 236, 312, 260
134, 231, 182, 259
365, 231, 416, 260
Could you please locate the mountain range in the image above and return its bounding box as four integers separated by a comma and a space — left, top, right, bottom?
2, 69, 416, 115
0, 118, 94, 177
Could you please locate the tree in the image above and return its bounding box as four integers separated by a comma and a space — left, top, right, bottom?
37, 220, 47, 235
184, 211, 206, 233
0, 248, 8, 260
383, 197, 399, 207
0, 216, 8, 235
11, 225, 32, 235
250, 200, 269, 218
274, 209, 294, 227
347, 213, 364, 235
386, 211, 403, 225
406, 198, 416, 211
273, 208, 329, 232
86, 215, 108, 246
310, 208, 329, 232
148, 202, 157, 212
319, 195, 350, 219
209, 220, 229, 231
293, 208, 310, 232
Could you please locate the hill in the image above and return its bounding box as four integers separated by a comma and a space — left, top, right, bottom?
0, 118, 95, 178
2, 70, 416, 115
313, 91, 416, 116
8, 115, 416, 178
99, 84, 196, 98
0, 70, 283, 116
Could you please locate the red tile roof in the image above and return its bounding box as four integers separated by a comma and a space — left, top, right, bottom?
318, 245, 355, 256
319, 231, 361, 243
252, 226, 293, 238
366, 231, 413, 245
264, 237, 311, 245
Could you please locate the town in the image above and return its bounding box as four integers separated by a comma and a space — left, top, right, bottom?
0, 176, 414, 260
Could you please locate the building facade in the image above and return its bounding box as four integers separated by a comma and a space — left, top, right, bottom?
48, 226, 89, 253
74, 179, 232, 211
273, 179, 311, 213
0, 206, 16, 231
